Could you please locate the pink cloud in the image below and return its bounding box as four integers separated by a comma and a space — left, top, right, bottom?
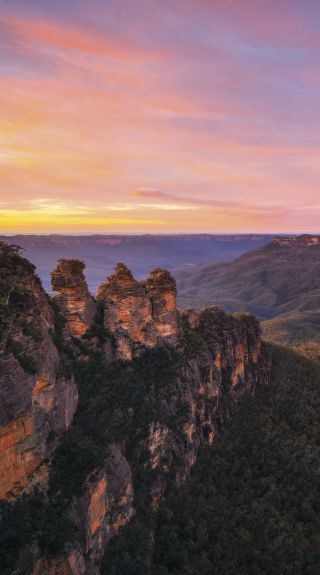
1, 1, 320, 232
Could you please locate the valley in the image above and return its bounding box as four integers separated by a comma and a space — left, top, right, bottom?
0, 234, 273, 293
1, 236, 320, 574
176, 235, 320, 349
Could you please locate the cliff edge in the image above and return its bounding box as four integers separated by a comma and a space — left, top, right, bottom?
0, 249, 270, 575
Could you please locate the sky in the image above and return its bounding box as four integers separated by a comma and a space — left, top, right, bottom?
1, 0, 320, 234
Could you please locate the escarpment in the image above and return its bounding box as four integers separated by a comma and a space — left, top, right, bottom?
0, 247, 270, 575
51, 259, 97, 338
272, 234, 320, 247
139, 307, 267, 501
0, 243, 78, 500
32, 446, 134, 575
96, 263, 178, 360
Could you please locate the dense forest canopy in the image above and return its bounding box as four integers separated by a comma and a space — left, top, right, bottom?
150, 346, 320, 575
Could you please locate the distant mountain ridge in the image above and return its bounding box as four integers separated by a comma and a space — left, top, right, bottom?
0, 234, 273, 292
176, 234, 320, 346
272, 234, 320, 247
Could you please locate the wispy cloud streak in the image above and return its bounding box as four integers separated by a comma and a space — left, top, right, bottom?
1, 1, 320, 232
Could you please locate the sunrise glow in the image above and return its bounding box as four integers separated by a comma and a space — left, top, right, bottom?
1, 1, 320, 233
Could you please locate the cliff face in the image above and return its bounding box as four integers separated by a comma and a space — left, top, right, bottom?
33, 446, 133, 575
141, 307, 267, 506
272, 235, 320, 247
51, 259, 96, 338
1, 250, 270, 575
0, 245, 78, 500
96, 264, 178, 360
145, 268, 178, 339
41, 306, 267, 574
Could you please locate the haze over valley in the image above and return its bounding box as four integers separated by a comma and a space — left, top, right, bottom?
0, 234, 273, 292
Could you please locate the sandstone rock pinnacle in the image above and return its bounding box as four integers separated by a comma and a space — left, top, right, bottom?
97, 263, 178, 360
51, 259, 96, 338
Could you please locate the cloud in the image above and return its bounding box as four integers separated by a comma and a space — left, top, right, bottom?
2, 1, 320, 232
0, 13, 169, 64
130, 188, 290, 219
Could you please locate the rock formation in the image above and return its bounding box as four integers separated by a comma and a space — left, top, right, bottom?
145, 268, 178, 339
0, 246, 271, 575
142, 306, 267, 504
0, 246, 78, 499
96, 263, 178, 360
51, 259, 96, 338
272, 234, 320, 247
33, 446, 133, 575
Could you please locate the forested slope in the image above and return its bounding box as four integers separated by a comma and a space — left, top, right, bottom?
151, 345, 320, 575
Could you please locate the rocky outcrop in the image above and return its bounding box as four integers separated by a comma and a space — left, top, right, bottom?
272, 234, 320, 247
51, 259, 96, 338
0, 248, 78, 500
60, 306, 267, 571
96, 263, 178, 360
145, 268, 178, 339
0, 246, 270, 575
141, 307, 268, 506
33, 446, 134, 575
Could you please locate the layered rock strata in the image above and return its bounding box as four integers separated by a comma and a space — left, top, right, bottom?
272, 234, 320, 247
33, 446, 133, 575
0, 262, 78, 499
51, 259, 96, 338
96, 263, 178, 360
142, 307, 268, 506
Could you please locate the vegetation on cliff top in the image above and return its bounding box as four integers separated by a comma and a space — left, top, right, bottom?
0, 242, 36, 339
0, 242, 41, 371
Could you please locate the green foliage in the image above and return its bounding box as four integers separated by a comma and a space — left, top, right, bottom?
0, 243, 36, 340
0, 492, 73, 574
82, 302, 108, 344
176, 240, 320, 348
180, 307, 259, 363
0, 243, 35, 306
53, 258, 85, 276
41, 342, 187, 567
48, 298, 74, 378
50, 345, 180, 503
262, 310, 320, 347
49, 298, 67, 350
151, 345, 320, 574
0, 242, 35, 276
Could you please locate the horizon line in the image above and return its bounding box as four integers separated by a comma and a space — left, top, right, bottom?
1, 232, 318, 237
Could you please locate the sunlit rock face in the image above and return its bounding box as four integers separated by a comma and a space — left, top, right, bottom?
33, 445, 134, 575
145, 268, 178, 339
71, 445, 134, 570
51, 259, 97, 338
0, 269, 78, 500
97, 263, 178, 360
272, 234, 320, 247
121, 305, 270, 516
